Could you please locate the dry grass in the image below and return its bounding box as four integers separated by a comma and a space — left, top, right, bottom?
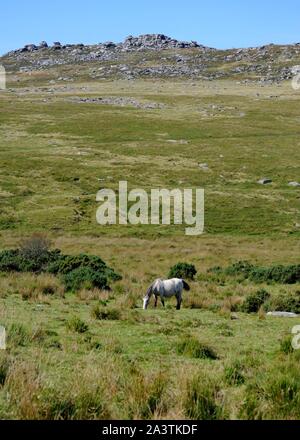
77, 288, 110, 302
0, 273, 65, 302
19, 274, 65, 301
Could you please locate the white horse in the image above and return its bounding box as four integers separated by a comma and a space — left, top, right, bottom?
143, 278, 190, 310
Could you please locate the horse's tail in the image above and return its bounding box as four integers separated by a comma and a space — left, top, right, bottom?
182, 280, 190, 291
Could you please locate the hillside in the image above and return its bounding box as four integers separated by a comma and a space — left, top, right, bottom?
0, 34, 300, 420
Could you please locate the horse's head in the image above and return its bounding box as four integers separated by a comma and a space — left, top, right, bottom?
182, 280, 191, 291
143, 297, 150, 310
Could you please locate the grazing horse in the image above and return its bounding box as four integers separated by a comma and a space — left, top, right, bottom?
143, 278, 190, 310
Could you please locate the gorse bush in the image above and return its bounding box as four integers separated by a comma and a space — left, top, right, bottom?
168, 263, 197, 280
0, 237, 121, 292
47, 254, 121, 281
264, 293, 300, 314
224, 261, 254, 278
216, 261, 300, 285
63, 267, 109, 291
0, 249, 60, 273
250, 265, 300, 284
241, 289, 270, 313
46, 253, 121, 291
0, 250, 22, 272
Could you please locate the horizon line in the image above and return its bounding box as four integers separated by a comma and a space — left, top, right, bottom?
1, 33, 300, 57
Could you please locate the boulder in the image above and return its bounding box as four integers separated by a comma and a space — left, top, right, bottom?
267, 312, 299, 318
103, 42, 116, 49
22, 44, 38, 52
258, 178, 272, 185
39, 41, 48, 49
291, 65, 300, 75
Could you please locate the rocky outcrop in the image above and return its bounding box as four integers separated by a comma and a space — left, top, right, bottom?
9, 34, 210, 55
121, 34, 203, 51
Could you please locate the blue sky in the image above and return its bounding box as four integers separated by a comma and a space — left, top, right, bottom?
1, 0, 299, 54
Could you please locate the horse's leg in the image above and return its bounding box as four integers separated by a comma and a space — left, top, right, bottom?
176, 293, 182, 310
154, 295, 158, 308
160, 297, 165, 308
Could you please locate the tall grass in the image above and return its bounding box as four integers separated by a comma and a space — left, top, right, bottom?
176, 336, 218, 360
183, 373, 226, 420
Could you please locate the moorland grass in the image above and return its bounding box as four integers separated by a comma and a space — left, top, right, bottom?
0, 73, 300, 419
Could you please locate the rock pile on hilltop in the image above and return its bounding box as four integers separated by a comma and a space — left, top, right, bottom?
122, 34, 203, 50
9, 34, 209, 55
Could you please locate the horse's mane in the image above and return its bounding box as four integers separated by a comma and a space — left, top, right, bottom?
146, 282, 155, 296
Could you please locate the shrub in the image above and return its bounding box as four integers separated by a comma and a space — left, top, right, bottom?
48, 253, 121, 282
0, 249, 22, 272
168, 263, 197, 280
241, 289, 270, 313
20, 234, 51, 261
67, 317, 89, 334
264, 294, 300, 314
0, 248, 61, 273
176, 337, 218, 360
220, 261, 300, 285
63, 267, 109, 292
224, 261, 255, 278
0, 245, 121, 293
184, 374, 224, 420
249, 265, 300, 284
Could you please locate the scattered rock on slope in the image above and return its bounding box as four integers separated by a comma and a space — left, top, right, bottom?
258, 178, 272, 185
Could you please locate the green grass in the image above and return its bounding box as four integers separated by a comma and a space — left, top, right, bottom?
0, 79, 299, 237
0, 69, 300, 419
